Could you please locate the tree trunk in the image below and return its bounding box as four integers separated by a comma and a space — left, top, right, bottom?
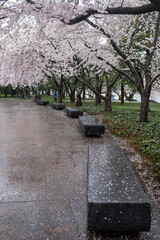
62, 91, 65, 99
121, 82, 124, 104
11, 89, 14, 97
58, 87, 63, 103
128, 93, 134, 101
140, 91, 151, 122
69, 91, 75, 102
20, 90, 25, 99
95, 73, 101, 105
95, 93, 101, 105
82, 84, 86, 99
105, 85, 112, 111
4, 88, 8, 98
95, 83, 101, 105
76, 93, 82, 107
27, 89, 31, 98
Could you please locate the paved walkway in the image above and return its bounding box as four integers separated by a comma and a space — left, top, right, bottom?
0, 101, 159, 240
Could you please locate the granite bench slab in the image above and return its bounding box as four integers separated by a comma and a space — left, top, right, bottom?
32, 95, 41, 102
88, 144, 151, 232
36, 100, 49, 105
65, 107, 83, 118
79, 116, 105, 136
51, 103, 66, 110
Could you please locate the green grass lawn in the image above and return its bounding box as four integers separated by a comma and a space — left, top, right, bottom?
79, 101, 160, 114
112, 101, 160, 114
0, 95, 32, 101
0, 95, 57, 102
41, 95, 95, 103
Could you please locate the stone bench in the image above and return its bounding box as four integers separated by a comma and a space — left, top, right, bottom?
88, 144, 151, 233
79, 116, 105, 136
65, 107, 83, 118
32, 95, 41, 102
51, 103, 66, 110
13, 95, 21, 98
36, 100, 49, 105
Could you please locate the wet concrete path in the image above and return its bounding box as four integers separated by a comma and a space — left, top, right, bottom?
0, 101, 159, 240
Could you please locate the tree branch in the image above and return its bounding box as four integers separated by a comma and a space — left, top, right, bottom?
66, 3, 158, 25
0, 0, 8, 7
107, 3, 159, 14
110, 72, 122, 87
85, 19, 143, 93
151, 73, 160, 83
149, 0, 160, 11
106, 61, 135, 84
76, 76, 106, 101
25, 0, 35, 4
0, 16, 7, 20
145, 12, 160, 73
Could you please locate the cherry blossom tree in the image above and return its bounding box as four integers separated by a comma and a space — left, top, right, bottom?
81, 12, 160, 122
26, 0, 159, 121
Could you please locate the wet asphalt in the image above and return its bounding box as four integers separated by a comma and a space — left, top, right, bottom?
0, 100, 159, 240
